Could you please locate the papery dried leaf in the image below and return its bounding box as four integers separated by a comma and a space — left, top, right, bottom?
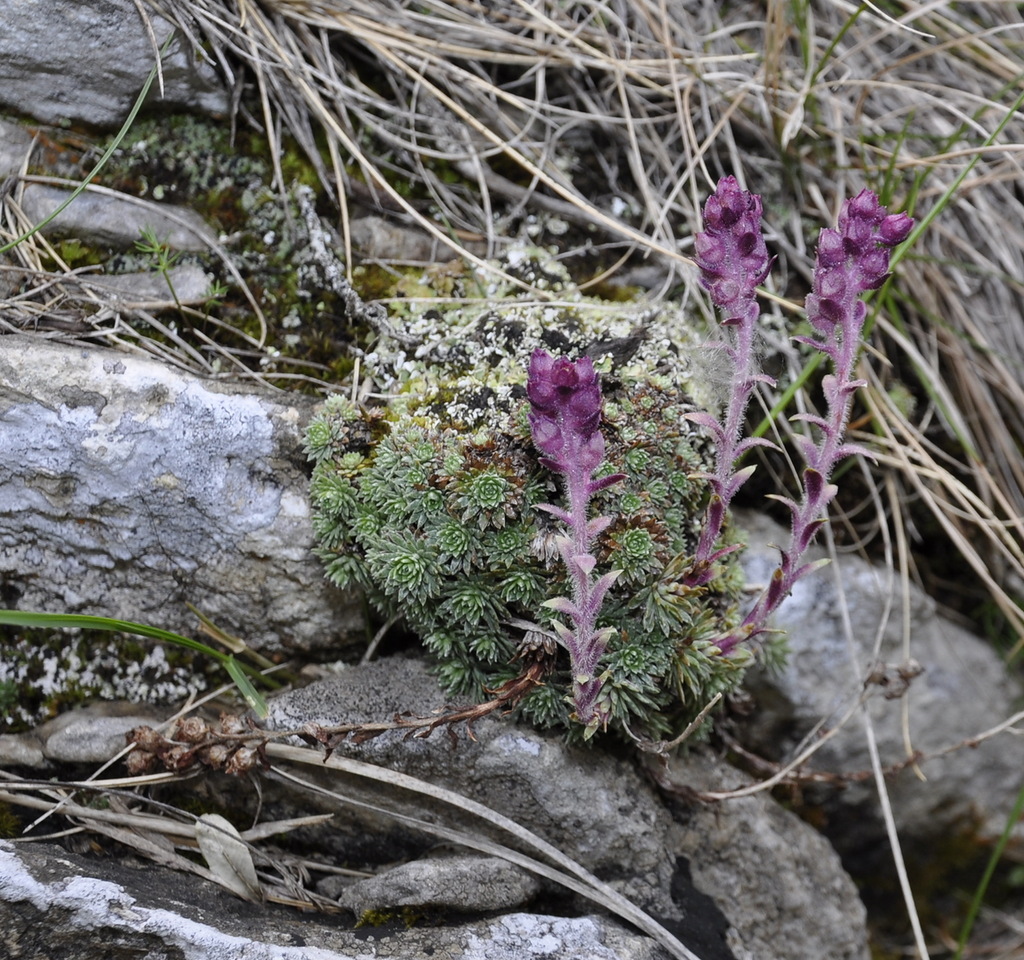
196, 814, 262, 903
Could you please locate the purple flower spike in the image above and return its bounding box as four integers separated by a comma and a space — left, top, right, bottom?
694, 176, 773, 326
686, 177, 777, 587
715, 190, 914, 653
806, 189, 914, 340
527, 351, 605, 475
527, 349, 624, 732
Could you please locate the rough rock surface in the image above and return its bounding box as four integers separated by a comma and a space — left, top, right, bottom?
667, 752, 869, 960
0, 702, 168, 768
18, 183, 217, 251
264, 658, 678, 907
0, 335, 363, 653
0, 840, 663, 960
737, 508, 1024, 842
337, 855, 541, 917
262, 656, 871, 960
0, 0, 229, 127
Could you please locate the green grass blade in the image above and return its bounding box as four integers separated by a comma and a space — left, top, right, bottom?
0, 610, 230, 661
954, 779, 1024, 959
224, 657, 269, 718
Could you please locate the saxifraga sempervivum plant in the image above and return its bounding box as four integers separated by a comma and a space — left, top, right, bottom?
307, 181, 913, 737
307, 288, 753, 741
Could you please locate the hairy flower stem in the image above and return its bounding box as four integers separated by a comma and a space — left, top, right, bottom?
686, 177, 775, 587
561, 468, 608, 724
527, 349, 624, 729
715, 189, 914, 652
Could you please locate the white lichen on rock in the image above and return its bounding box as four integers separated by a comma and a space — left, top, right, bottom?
0, 633, 209, 731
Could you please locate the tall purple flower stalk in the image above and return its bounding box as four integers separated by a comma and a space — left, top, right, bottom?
685, 177, 778, 587
710, 187, 914, 652
527, 349, 625, 729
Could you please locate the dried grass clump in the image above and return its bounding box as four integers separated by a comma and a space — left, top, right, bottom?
149, 0, 1024, 637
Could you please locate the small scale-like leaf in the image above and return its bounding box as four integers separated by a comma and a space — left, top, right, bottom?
705, 543, 742, 566
586, 515, 614, 538
542, 596, 580, 618
764, 493, 800, 517
789, 412, 831, 432
553, 535, 575, 562
571, 554, 596, 576
801, 466, 826, 504
588, 473, 626, 494
590, 569, 623, 607
734, 436, 779, 458
550, 619, 575, 649
792, 434, 820, 465
792, 334, 835, 357
793, 557, 832, 582
724, 464, 757, 499
683, 411, 726, 442
835, 442, 876, 462
535, 503, 572, 525
795, 517, 829, 553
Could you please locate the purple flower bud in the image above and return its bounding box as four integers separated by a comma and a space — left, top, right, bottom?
695, 176, 772, 324
880, 213, 914, 245
806, 191, 914, 336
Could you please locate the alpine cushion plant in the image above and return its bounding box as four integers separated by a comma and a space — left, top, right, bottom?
306, 262, 751, 742
305, 190, 914, 739
526, 350, 625, 730
689, 179, 914, 652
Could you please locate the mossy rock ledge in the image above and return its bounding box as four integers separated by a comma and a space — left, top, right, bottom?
308, 252, 764, 738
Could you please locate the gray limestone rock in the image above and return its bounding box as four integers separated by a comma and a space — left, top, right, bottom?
264, 658, 676, 892
18, 183, 217, 251
338, 855, 541, 917
65, 263, 216, 308
668, 752, 869, 960
262, 656, 871, 960
0, 840, 664, 960
0, 0, 229, 127
737, 508, 1024, 842
0, 335, 363, 653
32, 702, 167, 766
